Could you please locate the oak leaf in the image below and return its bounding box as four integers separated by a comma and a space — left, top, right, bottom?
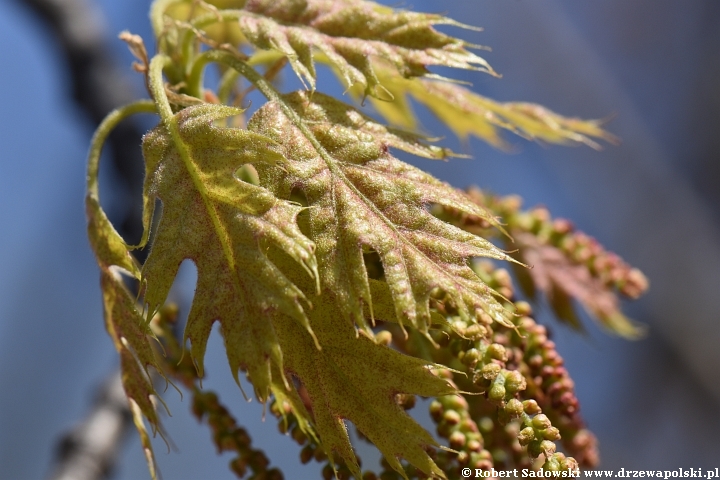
139, 104, 318, 400
270, 292, 455, 479
248, 91, 516, 335
356, 72, 618, 149
86, 197, 163, 477
230, 0, 493, 98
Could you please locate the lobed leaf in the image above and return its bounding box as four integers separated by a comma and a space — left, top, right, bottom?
183, 0, 494, 99
271, 292, 455, 479
86, 198, 163, 477
139, 104, 318, 400
248, 91, 517, 336
355, 71, 617, 149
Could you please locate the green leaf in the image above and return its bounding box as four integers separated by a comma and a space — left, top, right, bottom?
356, 72, 618, 149
248, 91, 517, 335
190, 0, 494, 98
87, 197, 164, 478
139, 104, 319, 400
271, 292, 455, 479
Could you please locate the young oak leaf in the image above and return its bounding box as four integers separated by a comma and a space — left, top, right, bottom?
436, 189, 648, 338
511, 230, 647, 339
270, 292, 456, 479
247, 91, 516, 336
354, 71, 617, 149
86, 197, 163, 478
214, 0, 494, 98
139, 103, 318, 400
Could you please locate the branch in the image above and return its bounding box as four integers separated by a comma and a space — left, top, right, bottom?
19, 0, 147, 247
15, 0, 151, 478
48, 372, 133, 480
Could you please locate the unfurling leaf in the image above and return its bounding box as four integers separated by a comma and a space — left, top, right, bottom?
86, 197, 163, 477
87, 1, 650, 477
180, 0, 494, 99
248, 91, 517, 335
511, 230, 647, 339
139, 104, 318, 400
355, 71, 618, 149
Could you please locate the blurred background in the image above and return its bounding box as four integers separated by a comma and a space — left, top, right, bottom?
1, 1, 719, 478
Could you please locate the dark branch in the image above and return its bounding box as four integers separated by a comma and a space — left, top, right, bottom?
19, 0, 147, 247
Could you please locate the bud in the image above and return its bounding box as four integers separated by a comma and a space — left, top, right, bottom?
267, 468, 284, 480
542, 426, 561, 441
429, 400, 444, 421
465, 324, 487, 340
300, 445, 314, 464
314, 447, 327, 462
518, 427, 535, 446
449, 431, 466, 449
443, 410, 461, 425
488, 383, 506, 402
479, 417, 494, 433
480, 363, 502, 381
291, 425, 307, 445
540, 440, 557, 455
515, 301, 533, 316
523, 400, 541, 415
397, 393, 416, 410
230, 457, 248, 477
322, 464, 334, 480
504, 370, 527, 393
467, 439, 483, 452
497, 408, 511, 426
375, 330, 393, 346
462, 348, 481, 367
442, 394, 469, 411
543, 456, 560, 472
527, 440, 544, 458
249, 451, 270, 471
459, 418, 478, 433
505, 398, 524, 418
532, 414, 552, 430
487, 343, 507, 362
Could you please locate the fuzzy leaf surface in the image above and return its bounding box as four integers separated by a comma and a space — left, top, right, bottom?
231, 0, 493, 98
140, 104, 318, 399
248, 91, 515, 334
271, 292, 455, 479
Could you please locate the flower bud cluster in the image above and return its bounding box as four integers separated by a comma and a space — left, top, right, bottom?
447, 263, 586, 473
508, 205, 648, 300
512, 307, 599, 468
193, 391, 283, 479
430, 395, 494, 474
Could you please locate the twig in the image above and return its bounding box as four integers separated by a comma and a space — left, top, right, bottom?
48, 372, 133, 480
19, 0, 147, 248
